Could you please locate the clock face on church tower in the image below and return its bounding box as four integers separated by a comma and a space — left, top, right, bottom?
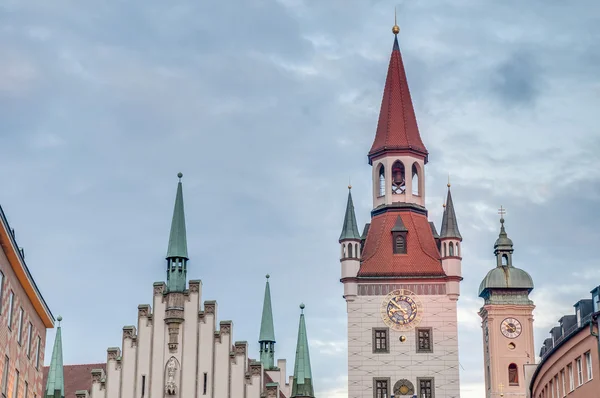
500, 318, 522, 339
380, 289, 423, 331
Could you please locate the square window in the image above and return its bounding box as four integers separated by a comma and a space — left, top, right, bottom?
418, 377, 435, 398
373, 378, 390, 398
416, 328, 433, 353
372, 328, 389, 353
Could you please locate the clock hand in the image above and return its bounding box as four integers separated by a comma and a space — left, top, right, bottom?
390, 300, 408, 314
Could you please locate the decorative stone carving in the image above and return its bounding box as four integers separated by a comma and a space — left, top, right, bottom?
189, 280, 200, 293
168, 325, 180, 351
138, 305, 150, 318
153, 283, 165, 296
91, 369, 104, 384
214, 331, 221, 344
165, 357, 179, 395
220, 321, 232, 335
123, 326, 136, 340
75, 390, 89, 398
393, 379, 415, 396
204, 301, 216, 315
250, 363, 262, 377
234, 342, 247, 356
266, 384, 278, 398
107, 348, 120, 362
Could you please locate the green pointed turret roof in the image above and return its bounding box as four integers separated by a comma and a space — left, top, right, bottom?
166, 172, 188, 259
440, 185, 462, 240
45, 316, 64, 398
259, 275, 275, 342
291, 304, 315, 398
339, 187, 361, 242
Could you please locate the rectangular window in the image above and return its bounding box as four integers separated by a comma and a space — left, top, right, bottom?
555, 375, 559, 398
17, 308, 24, 345
0, 271, 4, 315
13, 369, 19, 398
568, 364, 574, 391
26, 323, 33, 358
550, 380, 554, 398
372, 328, 389, 353
561, 369, 566, 397
576, 357, 583, 386
7, 291, 14, 330
35, 336, 41, 369
1, 356, 9, 396
203, 372, 208, 395
585, 351, 593, 381
418, 377, 434, 398
416, 328, 433, 353
141, 375, 146, 397
374, 378, 389, 398
24, 381, 28, 398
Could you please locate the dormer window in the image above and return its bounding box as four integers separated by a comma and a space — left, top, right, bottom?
395, 236, 406, 254
391, 215, 408, 254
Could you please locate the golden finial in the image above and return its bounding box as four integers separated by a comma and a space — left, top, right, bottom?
443, 203, 446, 209
392, 7, 400, 35
348, 177, 352, 190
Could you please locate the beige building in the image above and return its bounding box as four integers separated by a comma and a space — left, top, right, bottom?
0, 204, 55, 398
43, 173, 317, 398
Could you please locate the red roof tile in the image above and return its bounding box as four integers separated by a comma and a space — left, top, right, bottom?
369, 36, 428, 163
43, 363, 106, 398
358, 211, 445, 277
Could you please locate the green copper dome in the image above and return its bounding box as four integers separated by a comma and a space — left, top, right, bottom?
478, 266, 534, 297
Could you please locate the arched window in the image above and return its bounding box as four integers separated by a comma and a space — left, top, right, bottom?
412, 163, 420, 196
456, 242, 460, 257
391, 161, 406, 194
508, 363, 519, 386
378, 164, 386, 197
395, 236, 406, 254
348, 244, 353, 258
443, 242, 447, 257
355, 244, 359, 258
502, 254, 509, 266
449, 242, 454, 256
342, 244, 346, 258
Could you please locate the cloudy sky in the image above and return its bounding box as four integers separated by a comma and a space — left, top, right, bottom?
1, 0, 599, 397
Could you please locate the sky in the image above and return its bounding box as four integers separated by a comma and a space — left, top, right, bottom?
1, 0, 599, 397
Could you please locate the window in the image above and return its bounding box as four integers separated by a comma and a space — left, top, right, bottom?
13, 369, 19, 398
24, 381, 28, 398
561, 369, 566, 397
35, 336, 41, 369
585, 351, 593, 381
555, 376, 559, 398
411, 163, 420, 196
348, 244, 353, 258
550, 380, 554, 398
486, 366, 491, 390
7, 291, 14, 330
576, 357, 583, 386
391, 161, 406, 194
449, 242, 454, 256
394, 236, 406, 254
418, 378, 434, 398
502, 254, 508, 266
0, 271, 4, 314
508, 363, 519, 386
203, 372, 208, 395
416, 328, 433, 353
141, 375, 146, 397
26, 323, 32, 358
374, 378, 389, 398
2, 356, 8, 396
17, 308, 24, 345
568, 364, 574, 391
372, 328, 389, 353
378, 165, 386, 197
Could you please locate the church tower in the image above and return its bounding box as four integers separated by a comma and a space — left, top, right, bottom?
478, 213, 535, 398
339, 21, 462, 398
259, 275, 276, 370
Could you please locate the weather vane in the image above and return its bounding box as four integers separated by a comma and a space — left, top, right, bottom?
498, 206, 506, 220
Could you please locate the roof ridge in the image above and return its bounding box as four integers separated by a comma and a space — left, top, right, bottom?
408, 213, 440, 263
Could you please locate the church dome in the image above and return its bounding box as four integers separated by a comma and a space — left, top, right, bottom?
478, 266, 534, 297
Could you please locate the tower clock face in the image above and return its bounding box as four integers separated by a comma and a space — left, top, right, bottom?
380, 289, 423, 331
500, 318, 522, 339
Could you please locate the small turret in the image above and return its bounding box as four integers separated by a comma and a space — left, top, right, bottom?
166, 172, 189, 293
259, 275, 276, 370
291, 304, 315, 398
339, 186, 361, 304
45, 316, 65, 398
440, 183, 462, 301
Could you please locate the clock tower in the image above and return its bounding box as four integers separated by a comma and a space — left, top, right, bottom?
338, 21, 462, 398
478, 213, 535, 398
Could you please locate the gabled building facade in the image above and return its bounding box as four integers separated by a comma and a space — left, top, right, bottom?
0, 204, 55, 398
43, 174, 317, 398
340, 23, 462, 398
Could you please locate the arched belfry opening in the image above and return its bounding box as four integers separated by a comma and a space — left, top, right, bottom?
411, 162, 420, 196
449, 242, 454, 256
391, 161, 406, 195
502, 254, 509, 266
508, 363, 519, 386
378, 164, 386, 197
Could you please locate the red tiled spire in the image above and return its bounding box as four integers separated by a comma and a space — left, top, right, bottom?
368, 35, 428, 164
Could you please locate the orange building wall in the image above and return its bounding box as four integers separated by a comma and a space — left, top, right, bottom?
0, 246, 48, 398
531, 327, 599, 398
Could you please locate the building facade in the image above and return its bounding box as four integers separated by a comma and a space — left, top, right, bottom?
478, 217, 535, 398
42, 174, 317, 398
529, 287, 600, 398
0, 205, 55, 398
340, 24, 462, 398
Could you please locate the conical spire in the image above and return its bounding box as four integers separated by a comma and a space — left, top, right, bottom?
494, 216, 514, 259
339, 186, 361, 242
440, 185, 462, 239
368, 31, 428, 164
166, 173, 189, 292
166, 172, 188, 260
45, 316, 64, 398
291, 304, 315, 398
259, 275, 276, 369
